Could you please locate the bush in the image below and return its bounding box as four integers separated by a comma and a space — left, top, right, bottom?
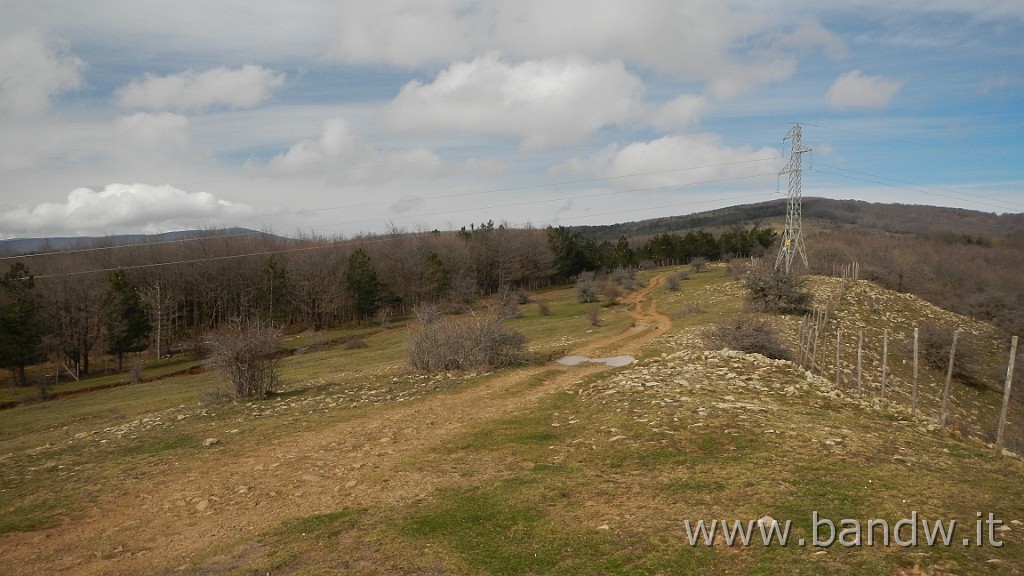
915, 322, 989, 390
665, 271, 689, 292
609, 267, 644, 291
691, 257, 709, 273
599, 281, 622, 303
703, 315, 791, 360
413, 302, 443, 325
744, 266, 813, 315
575, 272, 599, 303
408, 313, 529, 372
516, 290, 532, 305
342, 338, 369, 350
536, 301, 551, 316
585, 305, 601, 327
206, 319, 282, 399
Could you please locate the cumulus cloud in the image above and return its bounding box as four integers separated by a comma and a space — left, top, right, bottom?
652, 94, 709, 132
0, 31, 83, 117
827, 70, 902, 109
114, 112, 190, 150
330, 2, 846, 97
553, 133, 780, 190
0, 183, 253, 237
116, 65, 285, 111
385, 54, 645, 148
267, 118, 441, 182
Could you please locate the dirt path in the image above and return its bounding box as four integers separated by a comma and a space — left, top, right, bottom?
2, 273, 673, 576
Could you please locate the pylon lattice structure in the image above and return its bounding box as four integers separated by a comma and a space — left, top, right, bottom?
775, 123, 811, 274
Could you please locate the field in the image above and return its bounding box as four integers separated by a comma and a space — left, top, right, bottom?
1, 267, 1022, 575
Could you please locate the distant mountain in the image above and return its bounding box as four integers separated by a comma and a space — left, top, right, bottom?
570, 198, 1024, 241
0, 228, 292, 256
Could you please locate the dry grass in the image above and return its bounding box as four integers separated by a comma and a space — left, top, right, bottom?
1, 269, 1023, 576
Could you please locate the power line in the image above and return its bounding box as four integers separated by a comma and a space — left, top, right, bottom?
2, 157, 782, 261
25, 175, 780, 279
812, 164, 1024, 213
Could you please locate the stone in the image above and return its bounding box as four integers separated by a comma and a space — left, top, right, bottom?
203, 438, 220, 447
195, 499, 209, 512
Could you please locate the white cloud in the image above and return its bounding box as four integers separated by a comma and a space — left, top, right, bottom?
267, 118, 441, 182
385, 54, 645, 148
0, 31, 83, 117
0, 183, 253, 237
329, 2, 847, 97
116, 65, 286, 111
114, 112, 190, 150
553, 133, 781, 190
653, 94, 709, 131
827, 70, 902, 109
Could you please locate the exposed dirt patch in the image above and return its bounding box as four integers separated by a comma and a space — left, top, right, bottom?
0, 273, 674, 576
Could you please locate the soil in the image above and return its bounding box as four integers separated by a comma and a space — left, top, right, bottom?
0, 273, 673, 576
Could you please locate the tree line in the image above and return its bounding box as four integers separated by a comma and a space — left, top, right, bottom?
0, 222, 778, 387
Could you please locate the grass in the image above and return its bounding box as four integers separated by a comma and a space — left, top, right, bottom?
1, 269, 1023, 575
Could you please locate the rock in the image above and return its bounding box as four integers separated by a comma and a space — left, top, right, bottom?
195, 499, 209, 512
608, 435, 627, 442
202, 438, 220, 447
345, 479, 358, 489
757, 515, 777, 528
596, 524, 610, 530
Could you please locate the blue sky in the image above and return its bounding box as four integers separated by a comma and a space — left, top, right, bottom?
0, 1, 1021, 239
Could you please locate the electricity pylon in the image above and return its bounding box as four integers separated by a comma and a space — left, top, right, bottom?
775, 123, 810, 274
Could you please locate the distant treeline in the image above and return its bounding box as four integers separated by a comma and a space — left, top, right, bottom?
0, 222, 775, 385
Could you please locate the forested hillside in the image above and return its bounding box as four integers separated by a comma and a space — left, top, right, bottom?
1, 198, 1022, 389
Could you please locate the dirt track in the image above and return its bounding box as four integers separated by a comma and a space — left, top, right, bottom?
1, 274, 672, 575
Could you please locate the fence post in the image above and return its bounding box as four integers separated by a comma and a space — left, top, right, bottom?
857, 330, 864, 397
911, 326, 919, 418
835, 328, 842, 388
881, 329, 889, 398
940, 330, 960, 427
996, 336, 1018, 451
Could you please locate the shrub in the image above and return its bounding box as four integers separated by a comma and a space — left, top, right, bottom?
585, 305, 601, 327
575, 272, 599, 303
408, 313, 528, 372
206, 319, 282, 399
599, 281, 622, 303
516, 290, 532, 305
703, 314, 791, 360
691, 257, 709, 273
413, 302, 443, 325
536, 301, 551, 316
609, 267, 644, 291
915, 322, 989, 390
665, 271, 689, 292
342, 338, 369, 350
744, 266, 813, 315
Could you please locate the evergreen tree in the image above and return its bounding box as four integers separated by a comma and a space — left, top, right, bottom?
346, 249, 380, 321
105, 270, 151, 371
424, 251, 451, 300
0, 263, 45, 387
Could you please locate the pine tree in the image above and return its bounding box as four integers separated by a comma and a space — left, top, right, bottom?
105, 270, 151, 371
0, 263, 45, 388
424, 251, 451, 300
346, 249, 380, 321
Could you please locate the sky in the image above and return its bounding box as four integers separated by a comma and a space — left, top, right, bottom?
0, 0, 1022, 240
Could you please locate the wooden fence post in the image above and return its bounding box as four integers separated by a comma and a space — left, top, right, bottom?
911, 326, 919, 418
857, 330, 864, 397
881, 329, 889, 398
940, 330, 960, 427
835, 328, 842, 388
996, 335, 1018, 451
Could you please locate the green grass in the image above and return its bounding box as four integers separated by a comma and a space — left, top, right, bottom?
2, 270, 1024, 575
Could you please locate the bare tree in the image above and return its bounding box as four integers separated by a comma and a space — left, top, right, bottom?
206, 318, 282, 399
